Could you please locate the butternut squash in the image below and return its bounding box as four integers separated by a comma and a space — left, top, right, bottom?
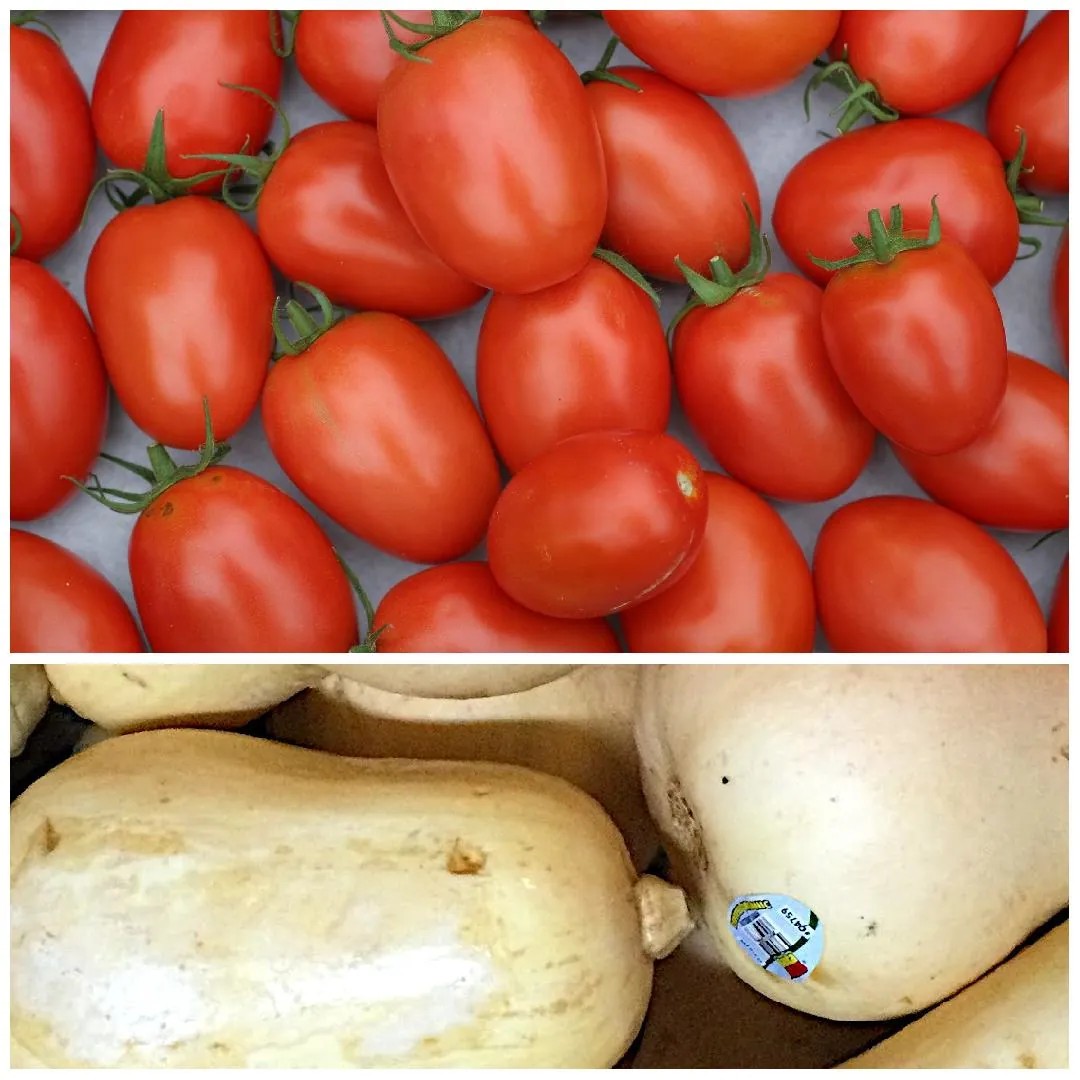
10, 664, 50, 757
321, 663, 574, 699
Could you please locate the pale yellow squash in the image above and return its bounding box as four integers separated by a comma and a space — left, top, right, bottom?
10, 664, 50, 757
321, 663, 574, 699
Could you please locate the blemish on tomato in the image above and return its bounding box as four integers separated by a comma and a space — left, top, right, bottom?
676, 470, 696, 498
160, 502, 174, 518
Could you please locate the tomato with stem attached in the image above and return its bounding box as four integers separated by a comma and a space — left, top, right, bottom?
1053, 230, 1068, 364
1048, 558, 1068, 654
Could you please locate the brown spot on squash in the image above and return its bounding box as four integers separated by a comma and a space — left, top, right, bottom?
447, 839, 486, 875
1019, 1052, 1037, 1068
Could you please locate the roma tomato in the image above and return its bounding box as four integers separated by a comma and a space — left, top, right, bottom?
91, 11, 281, 190
85, 197, 274, 450
603, 10, 840, 98
476, 257, 670, 472
11, 530, 144, 653
987, 11, 1068, 195
373, 562, 620, 652
487, 430, 708, 619
11, 259, 108, 522
378, 16, 606, 293
1053, 230, 1068, 363
1048, 558, 1068, 654
774, 119, 1027, 287
620, 473, 815, 653
893, 353, 1068, 533
583, 67, 760, 280
814, 496, 1047, 653
10, 22, 96, 262
262, 302, 500, 564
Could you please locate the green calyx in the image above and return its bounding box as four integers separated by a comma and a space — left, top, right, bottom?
68, 399, 230, 515
10, 211, 22, 256
593, 247, 660, 307
1004, 128, 1068, 260
11, 11, 60, 43
272, 282, 343, 357
803, 50, 899, 135
380, 10, 482, 63
338, 555, 390, 653
581, 34, 641, 92
809, 196, 941, 272
270, 11, 299, 58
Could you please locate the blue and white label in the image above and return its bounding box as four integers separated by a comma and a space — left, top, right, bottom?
727, 893, 823, 982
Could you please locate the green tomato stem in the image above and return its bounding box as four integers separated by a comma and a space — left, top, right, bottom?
809, 196, 942, 271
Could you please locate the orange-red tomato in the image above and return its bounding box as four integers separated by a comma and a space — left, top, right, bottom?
620, 473, 815, 653
673, 272, 875, 502
987, 11, 1068, 195
378, 17, 606, 294
373, 562, 621, 652
11, 530, 144, 653
488, 431, 708, 619
1048, 557, 1068, 654
603, 10, 840, 98
11, 259, 108, 522
10, 24, 97, 261
893, 353, 1068, 533
257, 122, 485, 320
814, 496, 1047, 653
1053, 231, 1068, 364
262, 312, 500, 564
477, 257, 670, 472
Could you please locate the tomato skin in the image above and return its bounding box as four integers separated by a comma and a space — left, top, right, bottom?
620, 473, 815, 653
374, 562, 620, 652
262, 313, 500, 565
893, 353, 1068, 533
815, 496, 1047, 653
987, 11, 1068, 196
603, 11, 840, 98
673, 273, 875, 502
1048, 558, 1068, 654
774, 119, 1022, 287
820, 239, 1007, 455
583, 67, 760, 280
257, 122, 485, 320
11, 259, 108, 522
1053, 231, 1068, 364
476, 258, 671, 472
91, 11, 281, 190
11, 530, 144, 653
378, 17, 607, 294
85, 198, 274, 450
487, 431, 708, 619
10, 26, 97, 262
830, 11, 1025, 116
129, 466, 357, 652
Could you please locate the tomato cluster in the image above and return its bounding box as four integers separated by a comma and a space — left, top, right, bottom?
9, 10, 1069, 654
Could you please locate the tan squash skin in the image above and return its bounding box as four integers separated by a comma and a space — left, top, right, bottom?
11, 729, 671, 1068
10, 664, 50, 757
636, 665, 1068, 1021
321, 663, 575, 699
840, 921, 1068, 1069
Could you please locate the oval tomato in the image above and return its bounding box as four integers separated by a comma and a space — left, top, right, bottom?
262, 310, 500, 564
1053, 230, 1068, 363
91, 11, 281, 190
11, 529, 144, 653
85, 197, 274, 450
774, 119, 1025, 287
378, 16, 606, 294
603, 10, 840, 98
814, 496, 1047, 653
487, 430, 708, 619
893, 353, 1068, 532
583, 66, 760, 280
476, 257, 670, 472
11, 259, 108, 522
673, 272, 875, 502
987, 11, 1068, 196
373, 561, 620, 652
1048, 557, 1068, 654
10, 23, 97, 262
620, 473, 815, 652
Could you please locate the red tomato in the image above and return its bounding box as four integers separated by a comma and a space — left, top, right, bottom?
620, 473, 815, 652
91, 11, 281, 190
987, 11, 1068, 196
262, 311, 500, 564
827, 11, 1025, 117
1053, 230, 1068, 364
11, 259, 108, 522
1048, 557, 1068, 654
893, 353, 1068, 532
673, 272, 875, 502
127, 465, 358, 652
476, 257, 670, 472
11, 529, 144, 652
819, 236, 1007, 455
487, 430, 708, 619
774, 119, 1025, 287
603, 11, 840, 98
373, 561, 620, 652
814, 496, 1047, 653
378, 17, 606, 293
10, 24, 96, 262
85, 197, 274, 450
583, 67, 760, 280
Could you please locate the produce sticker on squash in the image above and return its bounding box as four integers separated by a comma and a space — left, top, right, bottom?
727, 893, 823, 981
